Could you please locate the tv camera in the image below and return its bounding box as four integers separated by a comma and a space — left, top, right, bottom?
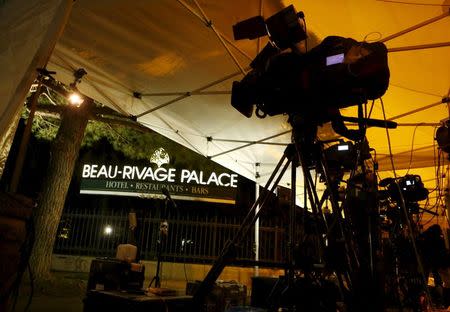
230, 5, 391, 140
379, 174, 430, 221
380, 174, 429, 204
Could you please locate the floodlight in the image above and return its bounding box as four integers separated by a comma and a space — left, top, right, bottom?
103, 225, 113, 235
68, 92, 84, 106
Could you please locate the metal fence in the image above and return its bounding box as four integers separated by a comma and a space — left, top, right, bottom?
54, 205, 287, 265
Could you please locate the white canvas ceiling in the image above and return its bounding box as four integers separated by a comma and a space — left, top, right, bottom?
2, 0, 450, 199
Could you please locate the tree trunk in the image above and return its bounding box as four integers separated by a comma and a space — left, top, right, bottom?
29, 100, 93, 279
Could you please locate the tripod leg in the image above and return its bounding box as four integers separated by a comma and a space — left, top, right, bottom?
150, 214, 169, 288
320, 148, 360, 275
193, 145, 294, 306
292, 138, 330, 267
287, 157, 297, 285
395, 184, 433, 307
149, 234, 163, 288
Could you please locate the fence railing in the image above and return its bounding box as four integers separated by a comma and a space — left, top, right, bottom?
54, 206, 287, 265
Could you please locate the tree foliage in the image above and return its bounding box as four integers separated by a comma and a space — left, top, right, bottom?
31, 91, 226, 173
31, 115, 59, 141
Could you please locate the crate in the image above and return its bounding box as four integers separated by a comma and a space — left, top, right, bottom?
187, 280, 247, 312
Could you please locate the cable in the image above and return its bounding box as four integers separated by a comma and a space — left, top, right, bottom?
405, 125, 420, 175
421, 200, 440, 226
376, 0, 450, 6
183, 259, 189, 283
368, 100, 375, 119
394, 180, 433, 304
380, 98, 397, 178
181, 240, 189, 283
433, 126, 440, 187
302, 16, 308, 53
363, 32, 383, 43
419, 143, 446, 227
389, 83, 443, 98
105, 123, 131, 145
432, 127, 448, 217
41, 92, 57, 105
436, 149, 447, 215
371, 147, 384, 182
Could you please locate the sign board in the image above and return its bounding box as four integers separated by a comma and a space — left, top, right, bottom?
79, 164, 239, 204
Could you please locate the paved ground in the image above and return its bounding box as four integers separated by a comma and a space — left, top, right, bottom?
9, 271, 450, 311
12, 271, 188, 312
13, 272, 88, 312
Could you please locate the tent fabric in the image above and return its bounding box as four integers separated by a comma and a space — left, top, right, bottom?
46, 0, 292, 184
3, 0, 450, 197
0, 0, 73, 140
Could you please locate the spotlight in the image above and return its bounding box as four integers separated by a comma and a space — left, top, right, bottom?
103, 225, 113, 235
67, 68, 87, 107
68, 92, 84, 106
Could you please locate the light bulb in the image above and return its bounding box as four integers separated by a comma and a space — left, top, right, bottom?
68, 92, 84, 106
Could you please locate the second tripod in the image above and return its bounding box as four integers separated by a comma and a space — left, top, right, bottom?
193, 116, 358, 310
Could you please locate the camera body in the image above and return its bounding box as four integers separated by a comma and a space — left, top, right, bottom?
386, 174, 429, 203
231, 6, 390, 122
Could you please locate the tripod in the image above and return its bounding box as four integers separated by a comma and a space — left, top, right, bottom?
193, 115, 357, 310
149, 198, 169, 289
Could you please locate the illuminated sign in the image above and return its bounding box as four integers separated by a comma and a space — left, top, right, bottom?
79, 164, 239, 204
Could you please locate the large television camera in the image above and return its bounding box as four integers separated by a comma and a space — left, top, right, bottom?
231, 5, 390, 128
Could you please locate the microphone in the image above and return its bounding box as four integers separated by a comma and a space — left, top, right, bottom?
340, 116, 397, 129
161, 187, 177, 208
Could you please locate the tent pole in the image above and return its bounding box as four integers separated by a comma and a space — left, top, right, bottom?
176, 0, 249, 73
381, 9, 449, 43
210, 130, 291, 159
255, 173, 260, 276
84, 78, 129, 116
142, 91, 230, 97
52, 53, 129, 116
388, 98, 449, 121
51, 53, 132, 95
221, 36, 254, 62
388, 41, 450, 52
396, 123, 439, 126
136, 70, 244, 117
176, 0, 253, 62
137, 70, 244, 117
212, 139, 288, 146
191, 0, 247, 75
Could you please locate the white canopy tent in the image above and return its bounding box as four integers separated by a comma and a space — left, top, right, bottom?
1, 0, 450, 203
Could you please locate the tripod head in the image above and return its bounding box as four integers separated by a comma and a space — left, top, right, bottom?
288, 114, 322, 169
